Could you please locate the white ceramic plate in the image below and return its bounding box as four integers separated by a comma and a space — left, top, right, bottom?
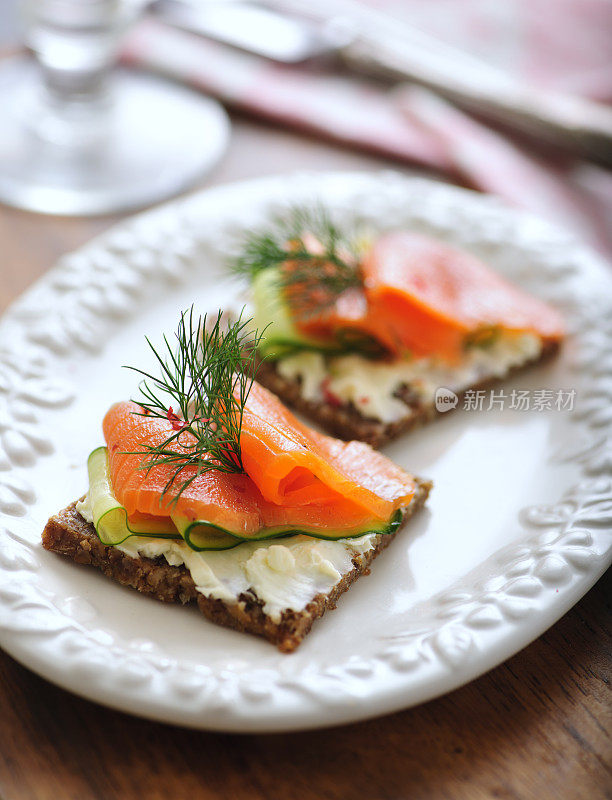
1, 172, 610, 733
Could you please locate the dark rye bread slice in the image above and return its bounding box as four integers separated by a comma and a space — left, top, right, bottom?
42, 478, 431, 653
254, 340, 560, 448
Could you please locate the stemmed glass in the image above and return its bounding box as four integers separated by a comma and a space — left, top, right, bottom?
0, 0, 230, 215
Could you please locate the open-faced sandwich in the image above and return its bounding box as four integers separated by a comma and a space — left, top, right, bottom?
42, 311, 431, 652
236, 207, 565, 447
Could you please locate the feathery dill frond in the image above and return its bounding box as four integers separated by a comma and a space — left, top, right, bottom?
123, 308, 263, 505
231, 204, 362, 319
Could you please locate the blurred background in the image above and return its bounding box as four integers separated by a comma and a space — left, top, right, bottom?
0, 7, 610, 799
0, 0, 610, 311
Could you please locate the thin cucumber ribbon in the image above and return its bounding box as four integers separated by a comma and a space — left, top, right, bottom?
85, 446, 403, 552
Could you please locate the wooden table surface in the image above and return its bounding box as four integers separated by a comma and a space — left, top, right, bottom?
0, 107, 611, 800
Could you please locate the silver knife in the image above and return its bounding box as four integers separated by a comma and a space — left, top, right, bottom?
151, 0, 612, 165
150, 0, 352, 63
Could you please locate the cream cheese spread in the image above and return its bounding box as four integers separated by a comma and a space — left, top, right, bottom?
76, 494, 94, 524
276, 333, 542, 423
78, 492, 379, 622
116, 532, 378, 622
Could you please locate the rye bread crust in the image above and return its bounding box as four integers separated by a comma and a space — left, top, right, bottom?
254, 340, 560, 448
42, 478, 431, 652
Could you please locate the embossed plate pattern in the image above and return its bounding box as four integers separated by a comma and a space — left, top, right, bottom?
0, 172, 610, 732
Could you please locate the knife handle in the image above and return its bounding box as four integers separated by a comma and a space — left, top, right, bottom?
342, 35, 612, 165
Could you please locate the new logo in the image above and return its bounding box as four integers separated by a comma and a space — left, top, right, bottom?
435, 387, 459, 412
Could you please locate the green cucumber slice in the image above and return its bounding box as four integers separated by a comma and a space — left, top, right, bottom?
172, 510, 402, 552
85, 447, 403, 551
170, 515, 287, 551
86, 446, 179, 545
252, 268, 388, 360
85, 447, 251, 550
252, 268, 338, 359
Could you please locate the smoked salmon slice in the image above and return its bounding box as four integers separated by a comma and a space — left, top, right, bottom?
240, 381, 414, 516
290, 231, 564, 362
103, 386, 415, 537
362, 232, 565, 361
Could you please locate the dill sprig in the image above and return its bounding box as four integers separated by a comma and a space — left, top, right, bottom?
231, 205, 362, 319
123, 308, 263, 506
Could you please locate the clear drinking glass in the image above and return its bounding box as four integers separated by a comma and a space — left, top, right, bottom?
0, 0, 230, 215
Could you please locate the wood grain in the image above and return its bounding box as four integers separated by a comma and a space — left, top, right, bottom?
0, 72, 610, 799
0, 576, 609, 800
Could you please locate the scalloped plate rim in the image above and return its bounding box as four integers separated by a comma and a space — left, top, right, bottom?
0, 170, 610, 732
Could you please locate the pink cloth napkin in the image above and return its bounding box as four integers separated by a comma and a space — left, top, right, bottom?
121, 2, 612, 259
372, 0, 612, 100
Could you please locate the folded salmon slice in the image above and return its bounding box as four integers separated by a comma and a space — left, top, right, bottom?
240, 381, 414, 516
103, 388, 415, 537
362, 232, 564, 361
294, 231, 564, 361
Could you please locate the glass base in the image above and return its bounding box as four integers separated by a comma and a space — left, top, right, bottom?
0, 57, 230, 216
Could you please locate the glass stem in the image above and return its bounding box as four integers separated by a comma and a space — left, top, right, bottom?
39, 51, 113, 108
24, 0, 123, 146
